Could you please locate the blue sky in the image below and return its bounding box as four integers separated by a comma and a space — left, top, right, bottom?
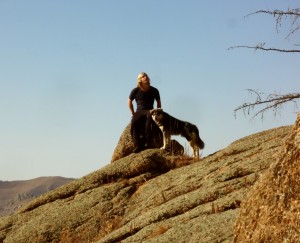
0, 0, 299, 181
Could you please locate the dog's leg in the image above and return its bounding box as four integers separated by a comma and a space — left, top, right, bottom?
160, 131, 167, 149
193, 147, 200, 160
166, 134, 171, 149
189, 140, 199, 160
161, 131, 170, 150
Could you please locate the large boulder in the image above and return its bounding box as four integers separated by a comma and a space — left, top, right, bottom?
111, 123, 184, 162
234, 113, 300, 242
0, 125, 293, 243
111, 124, 135, 162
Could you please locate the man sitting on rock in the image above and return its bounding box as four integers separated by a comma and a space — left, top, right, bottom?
128, 72, 162, 153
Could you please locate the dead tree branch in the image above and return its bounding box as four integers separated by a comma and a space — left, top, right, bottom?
232, 7, 300, 119
234, 89, 300, 119
228, 45, 300, 53
229, 8, 300, 53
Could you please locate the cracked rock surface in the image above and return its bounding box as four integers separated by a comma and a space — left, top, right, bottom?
234, 113, 300, 242
0, 124, 293, 243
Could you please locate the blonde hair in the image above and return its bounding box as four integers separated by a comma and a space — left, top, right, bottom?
137, 72, 150, 91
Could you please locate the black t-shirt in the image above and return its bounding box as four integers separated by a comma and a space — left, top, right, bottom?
129, 86, 160, 111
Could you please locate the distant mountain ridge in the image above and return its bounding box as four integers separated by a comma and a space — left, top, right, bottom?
0, 176, 74, 217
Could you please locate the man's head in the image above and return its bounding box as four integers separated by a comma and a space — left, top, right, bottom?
137, 72, 150, 91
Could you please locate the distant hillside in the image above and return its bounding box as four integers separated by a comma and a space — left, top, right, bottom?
0, 176, 74, 217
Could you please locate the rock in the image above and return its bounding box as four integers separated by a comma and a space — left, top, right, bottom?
111, 124, 135, 162
234, 113, 300, 242
0, 124, 293, 243
164, 139, 185, 156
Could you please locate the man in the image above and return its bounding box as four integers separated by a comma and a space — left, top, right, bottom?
128, 72, 161, 153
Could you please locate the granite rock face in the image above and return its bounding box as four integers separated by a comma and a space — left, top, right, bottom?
234, 113, 300, 242
0, 123, 294, 243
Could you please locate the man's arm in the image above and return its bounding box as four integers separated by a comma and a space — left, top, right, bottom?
156, 99, 161, 108
128, 98, 135, 116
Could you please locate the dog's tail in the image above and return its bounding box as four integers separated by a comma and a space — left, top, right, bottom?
189, 125, 205, 149
194, 126, 205, 149
198, 136, 205, 149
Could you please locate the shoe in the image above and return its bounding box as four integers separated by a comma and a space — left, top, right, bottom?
133, 146, 144, 153
144, 143, 153, 149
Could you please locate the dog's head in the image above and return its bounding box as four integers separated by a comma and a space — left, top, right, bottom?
150, 108, 164, 124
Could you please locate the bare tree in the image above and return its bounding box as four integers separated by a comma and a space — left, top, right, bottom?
231, 7, 300, 118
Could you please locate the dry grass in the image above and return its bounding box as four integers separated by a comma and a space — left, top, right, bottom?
146, 224, 170, 239
94, 216, 122, 241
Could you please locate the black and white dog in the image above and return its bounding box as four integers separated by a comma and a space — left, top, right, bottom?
150, 108, 205, 159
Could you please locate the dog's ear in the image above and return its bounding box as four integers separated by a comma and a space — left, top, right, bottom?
157, 108, 163, 112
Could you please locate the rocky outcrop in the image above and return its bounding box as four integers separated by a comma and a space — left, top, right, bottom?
111, 124, 136, 162
0, 124, 292, 243
234, 113, 300, 242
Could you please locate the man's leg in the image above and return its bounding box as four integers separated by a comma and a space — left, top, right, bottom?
131, 111, 146, 152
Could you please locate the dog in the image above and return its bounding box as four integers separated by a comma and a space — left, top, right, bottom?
150, 108, 205, 159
